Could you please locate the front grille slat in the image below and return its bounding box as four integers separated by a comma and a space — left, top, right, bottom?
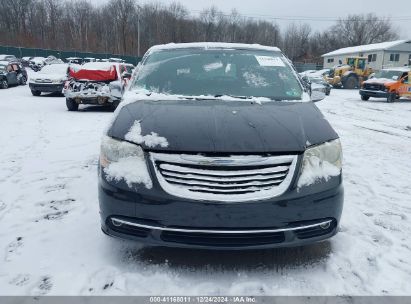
161, 170, 287, 182
159, 163, 291, 177
151, 153, 297, 202
164, 176, 284, 189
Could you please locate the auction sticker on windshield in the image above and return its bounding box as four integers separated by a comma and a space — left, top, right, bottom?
255, 56, 285, 67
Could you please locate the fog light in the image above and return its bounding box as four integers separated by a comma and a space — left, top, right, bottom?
111, 218, 123, 227
320, 222, 331, 230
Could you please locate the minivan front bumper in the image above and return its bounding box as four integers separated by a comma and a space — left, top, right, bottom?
98, 163, 344, 249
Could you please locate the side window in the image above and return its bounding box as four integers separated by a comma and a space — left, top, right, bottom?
403, 75, 409, 84
358, 59, 366, 70
390, 54, 400, 62
368, 54, 377, 63
12, 64, 19, 71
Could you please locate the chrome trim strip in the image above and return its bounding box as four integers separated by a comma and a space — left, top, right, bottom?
111, 218, 333, 234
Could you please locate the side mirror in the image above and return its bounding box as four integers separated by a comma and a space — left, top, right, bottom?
310, 84, 326, 102
121, 71, 132, 79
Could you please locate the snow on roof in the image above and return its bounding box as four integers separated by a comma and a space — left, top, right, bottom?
149, 42, 281, 53
382, 66, 410, 72
81, 62, 116, 70
322, 40, 410, 57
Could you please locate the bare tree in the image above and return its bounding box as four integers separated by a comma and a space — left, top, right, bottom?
0, 1, 401, 63
329, 13, 399, 46
282, 23, 312, 62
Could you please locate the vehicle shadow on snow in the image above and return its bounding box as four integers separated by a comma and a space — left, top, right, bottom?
78, 105, 114, 113
122, 241, 332, 271
35, 92, 65, 98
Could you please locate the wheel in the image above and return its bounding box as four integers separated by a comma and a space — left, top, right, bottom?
387, 93, 396, 103
66, 98, 79, 111
361, 95, 370, 101
20, 76, 27, 85
342, 76, 358, 89
110, 100, 121, 111
31, 90, 41, 96
1, 79, 8, 89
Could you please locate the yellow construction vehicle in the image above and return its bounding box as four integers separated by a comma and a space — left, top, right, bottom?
325, 57, 374, 89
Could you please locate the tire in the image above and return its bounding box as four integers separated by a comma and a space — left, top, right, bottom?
31, 90, 41, 96
110, 100, 121, 111
66, 98, 79, 111
342, 76, 358, 89
387, 93, 396, 103
20, 76, 27, 85
361, 95, 370, 101
1, 79, 8, 89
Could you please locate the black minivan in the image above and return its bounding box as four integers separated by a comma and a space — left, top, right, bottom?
98, 43, 343, 249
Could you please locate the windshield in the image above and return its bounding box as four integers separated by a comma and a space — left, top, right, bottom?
131, 49, 303, 101
374, 70, 404, 79
308, 77, 325, 84
40, 64, 68, 74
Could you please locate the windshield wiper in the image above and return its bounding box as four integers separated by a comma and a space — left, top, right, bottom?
213, 94, 253, 100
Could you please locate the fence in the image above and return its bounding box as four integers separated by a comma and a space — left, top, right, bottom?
0, 45, 142, 65
294, 62, 324, 72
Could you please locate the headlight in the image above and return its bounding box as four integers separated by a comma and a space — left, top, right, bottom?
297, 139, 342, 188
52, 78, 65, 84
100, 136, 152, 188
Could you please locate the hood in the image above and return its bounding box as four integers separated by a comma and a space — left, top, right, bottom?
364, 78, 396, 86
108, 99, 338, 154
32, 72, 67, 81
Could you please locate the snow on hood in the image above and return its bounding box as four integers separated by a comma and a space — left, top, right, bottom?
81, 62, 116, 71
32, 73, 66, 81
364, 78, 396, 85
125, 120, 169, 148
106, 91, 338, 154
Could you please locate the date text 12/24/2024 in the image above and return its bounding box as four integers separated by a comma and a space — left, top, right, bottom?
149, 297, 257, 303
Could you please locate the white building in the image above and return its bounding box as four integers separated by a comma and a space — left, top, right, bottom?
322, 40, 411, 70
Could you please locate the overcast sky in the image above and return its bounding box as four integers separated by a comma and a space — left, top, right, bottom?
140, 0, 411, 39
95, 0, 411, 39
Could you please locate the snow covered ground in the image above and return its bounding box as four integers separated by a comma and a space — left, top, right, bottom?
0, 82, 411, 296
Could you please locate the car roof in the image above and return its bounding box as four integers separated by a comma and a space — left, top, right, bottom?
382, 67, 410, 72
148, 42, 281, 53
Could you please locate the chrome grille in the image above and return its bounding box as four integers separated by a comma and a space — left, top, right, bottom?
364, 83, 384, 91
150, 153, 298, 202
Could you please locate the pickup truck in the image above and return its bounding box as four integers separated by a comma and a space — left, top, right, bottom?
360, 68, 411, 102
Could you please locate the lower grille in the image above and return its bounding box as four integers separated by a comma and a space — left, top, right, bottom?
364, 83, 385, 91
161, 231, 285, 247
150, 153, 298, 202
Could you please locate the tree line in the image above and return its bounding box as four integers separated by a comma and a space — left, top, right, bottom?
0, 0, 399, 63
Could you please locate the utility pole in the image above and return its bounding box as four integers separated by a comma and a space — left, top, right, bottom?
137, 4, 141, 57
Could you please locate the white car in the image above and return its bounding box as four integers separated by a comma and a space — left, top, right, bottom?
29, 63, 69, 96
